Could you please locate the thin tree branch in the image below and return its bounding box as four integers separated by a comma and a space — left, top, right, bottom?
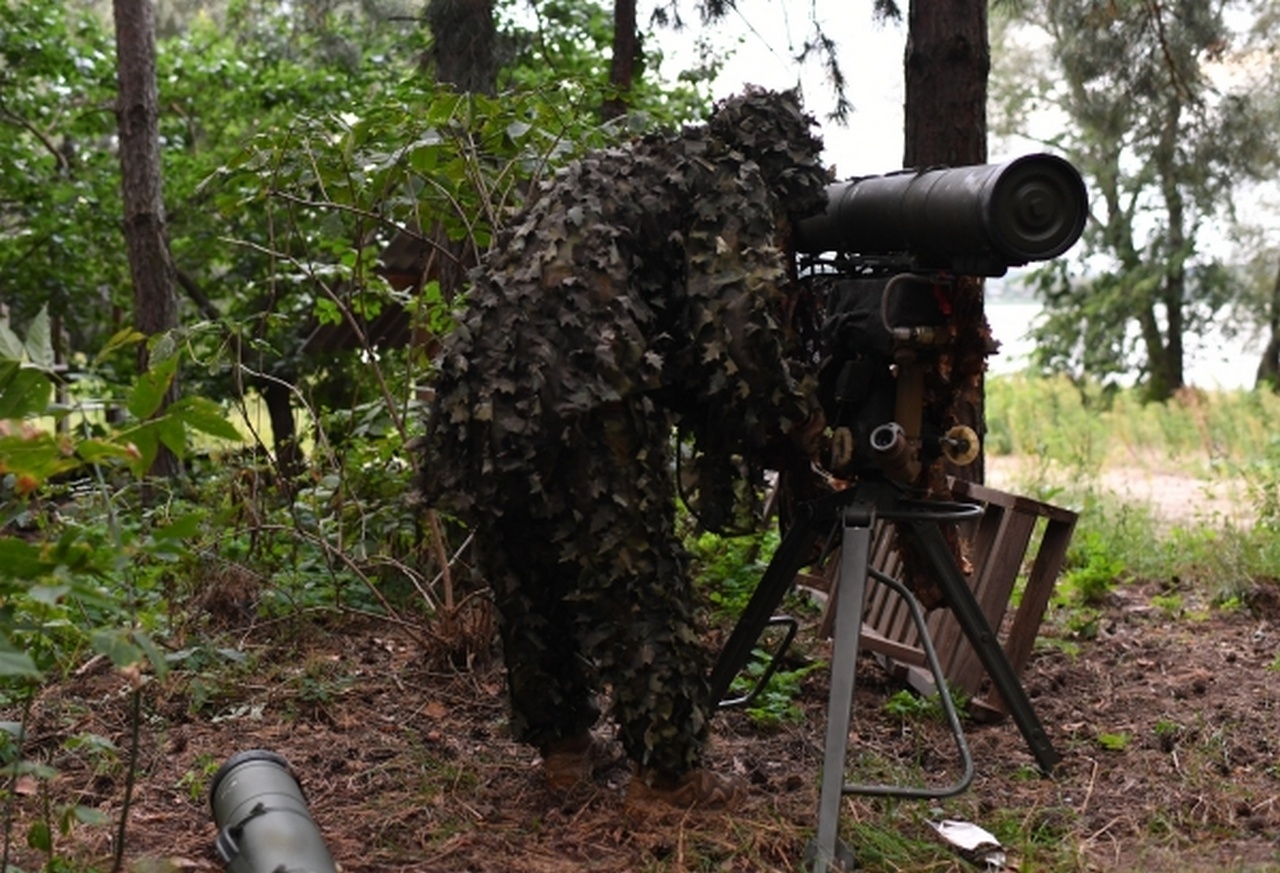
0, 106, 69, 173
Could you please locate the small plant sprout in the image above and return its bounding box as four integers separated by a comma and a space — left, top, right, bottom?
1096, 731, 1131, 752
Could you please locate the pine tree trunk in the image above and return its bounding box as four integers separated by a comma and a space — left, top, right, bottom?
114, 0, 179, 477
602, 0, 637, 121
903, 0, 989, 484
903, 1, 989, 168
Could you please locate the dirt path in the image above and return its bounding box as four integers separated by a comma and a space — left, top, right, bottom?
986, 455, 1255, 527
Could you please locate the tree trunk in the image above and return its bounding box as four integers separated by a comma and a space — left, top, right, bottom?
261, 377, 301, 479
114, 0, 180, 478
424, 0, 496, 94
1143, 273, 1186, 401
1147, 95, 1188, 402
902, 0, 989, 484
1256, 259, 1280, 390
602, 0, 638, 122
1258, 333, 1280, 391
423, 0, 496, 302
903, 0, 988, 169
1136, 301, 1176, 401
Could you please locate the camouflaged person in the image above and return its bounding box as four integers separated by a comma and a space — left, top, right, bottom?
420, 87, 830, 809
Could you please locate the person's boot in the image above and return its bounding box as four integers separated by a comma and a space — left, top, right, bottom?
541, 733, 608, 792
625, 765, 748, 811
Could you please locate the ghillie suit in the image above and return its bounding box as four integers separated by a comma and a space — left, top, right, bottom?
420, 88, 829, 786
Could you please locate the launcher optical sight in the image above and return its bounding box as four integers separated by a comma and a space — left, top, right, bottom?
210, 750, 338, 873
794, 153, 1088, 277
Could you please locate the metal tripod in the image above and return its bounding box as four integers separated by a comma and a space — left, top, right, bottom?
710, 479, 1061, 873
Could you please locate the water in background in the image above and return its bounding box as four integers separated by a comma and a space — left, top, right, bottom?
986, 301, 1263, 390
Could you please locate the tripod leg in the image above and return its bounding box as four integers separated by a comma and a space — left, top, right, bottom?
906, 519, 1062, 774
709, 506, 824, 706
810, 505, 873, 873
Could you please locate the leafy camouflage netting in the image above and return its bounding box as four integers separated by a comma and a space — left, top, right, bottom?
419, 88, 830, 778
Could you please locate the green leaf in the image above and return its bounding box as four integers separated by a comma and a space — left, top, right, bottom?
26, 819, 51, 852
3, 759, 58, 780
156, 415, 187, 459
0, 368, 53, 420
126, 354, 179, 420
75, 438, 136, 465
216, 647, 248, 664
128, 423, 160, 476
0, 538, 58, 580
0, 649, 42, 679
23, 307, 54, 371
27, 584, 71, 606
0, 431, 81, 483
142, 513, 199, 562
150, 330, 179, 366
408, 131, 443, 173
133, 630, 170, 681
63, 733, 118, 756
1097, 731, 1131, 752
94, 328, 147, 365
91, 629, 143, 670
71, 805, 112, 826
0, 322, 24, 362
313, 297, 342, 326
153, 512, 203, 540
127, 374, 170, 422
169, 396, 243, 442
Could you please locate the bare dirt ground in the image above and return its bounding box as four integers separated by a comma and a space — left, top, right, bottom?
985, 454, 1253, 529
3, 465, 1279, 873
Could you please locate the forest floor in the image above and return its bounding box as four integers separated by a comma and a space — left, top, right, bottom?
3, 458, 1279, 873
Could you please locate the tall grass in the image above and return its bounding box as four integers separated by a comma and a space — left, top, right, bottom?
986, 373, 1280, 472
986, 373, 1280, 604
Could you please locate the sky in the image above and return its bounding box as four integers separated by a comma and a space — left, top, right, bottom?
660, 4, 911, 174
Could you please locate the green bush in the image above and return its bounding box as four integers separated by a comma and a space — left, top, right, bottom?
1057, 529, 1126, 606
685, 522, 781, 619
1, 311, 242, 683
